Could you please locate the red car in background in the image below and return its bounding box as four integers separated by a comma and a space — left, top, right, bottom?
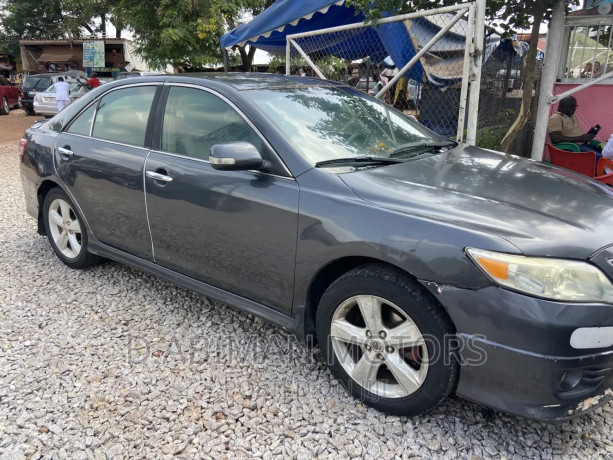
0, 74, 21, 115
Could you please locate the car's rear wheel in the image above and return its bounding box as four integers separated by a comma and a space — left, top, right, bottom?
316, 264, 458, 416
43, 188, 102, 269
25, 107, 35, 116
0, 97, 9, 115
15, 95, 22, 109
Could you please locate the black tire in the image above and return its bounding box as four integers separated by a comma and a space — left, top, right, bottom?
0, 97, 8, 115
316, 264, 458, 416
15, 95, 22, 109
25, 107, 36, 116
43, 188, 103, 269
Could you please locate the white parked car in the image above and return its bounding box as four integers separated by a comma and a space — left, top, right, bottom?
33, 79, 90, 117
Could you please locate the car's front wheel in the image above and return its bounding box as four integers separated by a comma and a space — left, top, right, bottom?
316, 264, 458, 416
43, 188, 102, 269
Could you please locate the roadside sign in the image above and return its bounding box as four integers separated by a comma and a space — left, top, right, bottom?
83, 41, 105, 68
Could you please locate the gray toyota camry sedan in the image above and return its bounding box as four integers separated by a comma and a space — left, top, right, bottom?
19, 74, 613, 421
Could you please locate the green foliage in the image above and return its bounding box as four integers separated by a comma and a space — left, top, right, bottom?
315, 55, 347, 80
121, 0, 274, 70
476, 108, 516, 150
266, 56, 307, 73
267, 55, 346, 78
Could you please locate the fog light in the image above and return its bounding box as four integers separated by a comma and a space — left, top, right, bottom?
557, 369, 583, 392
554, 366, 611, 400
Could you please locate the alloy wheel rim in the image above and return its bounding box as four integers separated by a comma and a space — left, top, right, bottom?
3, 98, 7, 112
48, 198, 82, 259
330, 294, 428, 398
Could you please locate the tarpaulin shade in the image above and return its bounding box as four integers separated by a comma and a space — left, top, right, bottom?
221, 0, 425, 81
221, 0, 350, 50
37, 51, 77, 62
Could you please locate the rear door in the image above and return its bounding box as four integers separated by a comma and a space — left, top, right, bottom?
144, 85, 299, 314
54, 84, 160, 260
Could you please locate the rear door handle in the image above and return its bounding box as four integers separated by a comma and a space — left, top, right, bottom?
58, 146, 74, 158
146, 170, 173, 182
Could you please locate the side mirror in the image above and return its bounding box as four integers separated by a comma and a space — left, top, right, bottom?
210, 142, 264, 171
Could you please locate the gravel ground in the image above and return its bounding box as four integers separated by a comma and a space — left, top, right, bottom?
1, 141, 613, 459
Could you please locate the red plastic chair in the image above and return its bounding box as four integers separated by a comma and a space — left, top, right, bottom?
547, 144, 613, 185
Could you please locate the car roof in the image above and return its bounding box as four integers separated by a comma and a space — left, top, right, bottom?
28, 72, 73, 77
114, 72, 345, 91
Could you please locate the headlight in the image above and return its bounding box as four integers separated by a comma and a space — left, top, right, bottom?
466, 247, 613, 303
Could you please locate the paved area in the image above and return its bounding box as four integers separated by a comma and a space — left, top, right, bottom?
0, 109, 44, 144
1, 141, 613, 459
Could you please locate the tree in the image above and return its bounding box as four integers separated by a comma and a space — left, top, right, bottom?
119, 0, 214, 69
196, 0, 275, 71
348, 0, 577, 152
119, 0, 274, 71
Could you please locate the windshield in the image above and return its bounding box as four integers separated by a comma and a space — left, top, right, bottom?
23, 77, 52, 91
243, 86, 445, 164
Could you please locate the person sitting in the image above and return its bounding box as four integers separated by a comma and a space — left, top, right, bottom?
370, 75, 384, 96
547, 96, 599, 153
580, 63, 593, 78
594, 61, 603, 78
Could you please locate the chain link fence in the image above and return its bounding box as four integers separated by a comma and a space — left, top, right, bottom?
476, 53, 543, 157
279, 7, 541, 157
286, 9, 474, 142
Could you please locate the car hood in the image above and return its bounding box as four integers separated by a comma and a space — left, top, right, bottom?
339, 145, 613, 259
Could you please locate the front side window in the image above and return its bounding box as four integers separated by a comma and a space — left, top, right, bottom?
92, 86, 156, 147
244, 86, 442, 164
161, 86, 262, 161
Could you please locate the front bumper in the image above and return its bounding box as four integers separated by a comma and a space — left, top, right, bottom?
456, 335, 613, 420
424, 283, 613, 420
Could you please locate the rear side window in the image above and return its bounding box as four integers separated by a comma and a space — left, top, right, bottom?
161, 86, 262, 161
92, 86, 156, 147
66, 104, 97, 136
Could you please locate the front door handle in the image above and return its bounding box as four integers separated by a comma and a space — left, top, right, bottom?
58, 146, 74, 159
146, 170, 173, 183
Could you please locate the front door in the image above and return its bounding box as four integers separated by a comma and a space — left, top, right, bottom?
55, 85, 158, 259
144, 86, 299, 314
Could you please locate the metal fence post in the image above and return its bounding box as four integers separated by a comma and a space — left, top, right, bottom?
531, 0, 567, 160
286, 40, 291, 75
456, 3, 476, 143
465, 0, 485, 145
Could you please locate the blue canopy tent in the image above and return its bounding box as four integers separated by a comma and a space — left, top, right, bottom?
220, 1, 519, 88
220, 0, 424, 82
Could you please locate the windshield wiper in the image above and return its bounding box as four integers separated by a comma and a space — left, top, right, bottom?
390, 141, 457, 158
315, 156, 405, 167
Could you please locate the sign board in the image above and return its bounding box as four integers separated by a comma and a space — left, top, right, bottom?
83, 41, 105, 68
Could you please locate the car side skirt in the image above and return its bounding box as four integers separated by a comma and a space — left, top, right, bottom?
87, 237, 297, 334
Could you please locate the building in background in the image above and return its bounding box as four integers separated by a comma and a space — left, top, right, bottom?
19, 39, 154, 79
